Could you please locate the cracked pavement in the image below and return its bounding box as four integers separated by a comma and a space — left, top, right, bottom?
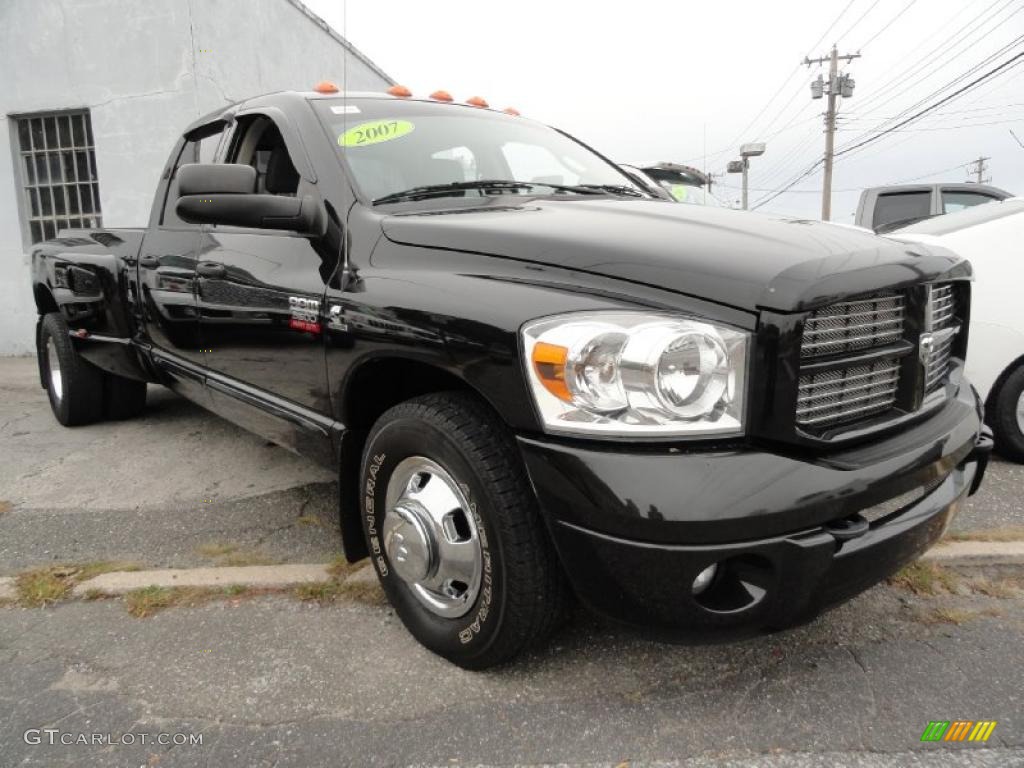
1, 356, 1023, 766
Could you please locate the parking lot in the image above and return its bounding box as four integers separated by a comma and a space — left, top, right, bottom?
1, 356, 1023, 767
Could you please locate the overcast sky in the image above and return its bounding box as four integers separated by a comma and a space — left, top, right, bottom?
306, 0, 1024, 221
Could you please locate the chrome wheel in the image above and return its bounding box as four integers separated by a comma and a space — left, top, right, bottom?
383, 456, 483, 619
46, 336, 63, 403
1016, 389, 1024, 436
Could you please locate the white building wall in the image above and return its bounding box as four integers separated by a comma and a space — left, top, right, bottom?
0, 0, 391, 354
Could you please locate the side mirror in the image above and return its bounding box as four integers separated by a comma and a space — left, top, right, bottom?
174, 163, 322, 235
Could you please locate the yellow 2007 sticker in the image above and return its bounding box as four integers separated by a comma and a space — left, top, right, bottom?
338, 119, 414, 147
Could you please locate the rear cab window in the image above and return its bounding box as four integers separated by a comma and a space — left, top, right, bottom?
872, 190, 931, 231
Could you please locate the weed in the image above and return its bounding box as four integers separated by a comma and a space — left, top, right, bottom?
888, 561, 959, 595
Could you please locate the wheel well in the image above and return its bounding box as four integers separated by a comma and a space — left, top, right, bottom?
335, 358, 478, 563
34, 283, 58, 315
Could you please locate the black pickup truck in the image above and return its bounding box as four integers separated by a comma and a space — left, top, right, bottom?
30, 88, 992, 668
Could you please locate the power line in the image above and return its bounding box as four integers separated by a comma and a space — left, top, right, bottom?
681, 0, 860, 164
834, 48, 1024, 160
857, 0, 919, 50
853, 0, 1019, 116
835, 0, 883, 46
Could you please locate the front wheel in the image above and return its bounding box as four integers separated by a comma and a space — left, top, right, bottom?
359, 392, 566, 669
38, 312, 104, 426
989, 364, 1024, 462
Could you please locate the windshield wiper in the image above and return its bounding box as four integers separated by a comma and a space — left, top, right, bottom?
567, 184, 645, 198
372, 179, 627, 205
373, 180, 537, 205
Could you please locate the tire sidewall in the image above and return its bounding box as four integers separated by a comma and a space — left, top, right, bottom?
994, 366, 1024, 459
39, 315, 71, 424
360, 416, 505, 664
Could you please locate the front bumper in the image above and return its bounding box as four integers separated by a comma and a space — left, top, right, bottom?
518, 384, 992, 629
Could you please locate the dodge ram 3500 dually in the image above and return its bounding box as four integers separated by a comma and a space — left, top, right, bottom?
29, 88, 992, 668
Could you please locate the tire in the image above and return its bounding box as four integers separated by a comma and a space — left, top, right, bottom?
37, 312, 104, 426
360, 392, 566, 669
989, 364, 1024, 462
103, 373, 147, 420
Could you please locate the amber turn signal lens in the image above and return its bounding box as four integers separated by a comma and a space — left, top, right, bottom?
430, 90, 453, 102
314, 81, 339, 94
532, 342, 571, 402
466, 96, 489, 108
387, 84, 412, 97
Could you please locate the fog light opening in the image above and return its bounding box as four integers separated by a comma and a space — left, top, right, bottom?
691, 563, 718, 595
692, 554, 774, 614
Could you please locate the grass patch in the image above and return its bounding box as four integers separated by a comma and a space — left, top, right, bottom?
74, 561, 142, 582
125, 585, 224, 618
325, 554, 358, 580
888, 561, 960, 595
914, 607, 977, 626
14, 561, 141, 607
16, 568, 72, 607
968, 576, 1023, 598
196, 542, 277, 567
218, 550, 279, 567
294, 581, 344, 603
946, 526, 1024, 542
196, 542, 239, 558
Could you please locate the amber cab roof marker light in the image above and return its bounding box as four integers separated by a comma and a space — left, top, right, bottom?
430, 90, 454, 102
314, 81, 340, 94
466, 96, 489, 108
503, 107, 521, 116
387, 84, 412, 97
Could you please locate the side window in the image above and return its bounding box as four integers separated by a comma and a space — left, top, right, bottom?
226, 116, 300, 197
942, 190, 997, 214
872, 191, 931, 231
160, 122, 226, 226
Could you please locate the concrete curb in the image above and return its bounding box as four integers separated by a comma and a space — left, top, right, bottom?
39, 542, 1024, 600
0, 577, 15, 601
71, 563, 362, 596
923, 541, 1024, 566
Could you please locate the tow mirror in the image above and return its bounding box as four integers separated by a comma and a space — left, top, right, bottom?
175, 163, 322, 235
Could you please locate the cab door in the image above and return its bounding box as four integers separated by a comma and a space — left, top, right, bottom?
194, 112, 339, 458
138, 123, 226, 398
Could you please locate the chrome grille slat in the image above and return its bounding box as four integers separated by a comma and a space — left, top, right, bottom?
799, 293, 904, 359
797, 292, 906, 429
796, 359, 900, 427
924, 285, 959, 394
797, 374, 899, 402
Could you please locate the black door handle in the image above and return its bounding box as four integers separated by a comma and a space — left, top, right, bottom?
139, 255, 160, 269
196, 262, 226, 278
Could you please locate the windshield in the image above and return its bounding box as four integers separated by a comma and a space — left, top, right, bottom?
314, 98, 642, 204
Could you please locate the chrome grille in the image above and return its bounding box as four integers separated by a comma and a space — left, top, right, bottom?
801, 293, 904, 358
924, 284, 959, 394
797, 359, 900, 427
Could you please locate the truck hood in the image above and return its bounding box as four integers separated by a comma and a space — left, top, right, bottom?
380, 198, 967, 312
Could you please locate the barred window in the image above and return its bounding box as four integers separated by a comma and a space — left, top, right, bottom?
14, 110, 102, 244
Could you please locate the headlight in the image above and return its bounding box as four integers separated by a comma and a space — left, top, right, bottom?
522, 312, 749, 437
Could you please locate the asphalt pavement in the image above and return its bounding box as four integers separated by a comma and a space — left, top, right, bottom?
1, 357, 1022, 767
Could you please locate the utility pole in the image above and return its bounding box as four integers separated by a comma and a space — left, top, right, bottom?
967, 156, 991, 183
806, 46, 860, 221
